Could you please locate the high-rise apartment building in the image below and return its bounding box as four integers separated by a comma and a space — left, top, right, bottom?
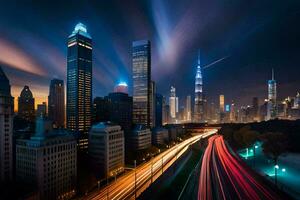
132, 40, 151, 127
67, 23, 92, 150
169, 86, 177, 120
155, 93, 163, 127
36, 102, 47, 117
150, 81, 156, 127
185, 95, 192, 122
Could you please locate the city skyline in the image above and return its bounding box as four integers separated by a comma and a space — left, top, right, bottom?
1, 0, 300, 109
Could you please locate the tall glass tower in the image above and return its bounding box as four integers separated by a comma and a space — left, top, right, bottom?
267, 69, 277, 120
132, 40, 151, 127
67, 23, 92, 150
194, 52, 204, 122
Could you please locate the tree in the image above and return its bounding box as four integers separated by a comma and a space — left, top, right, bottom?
259, 132, 288, 186
233, 126, 258, 149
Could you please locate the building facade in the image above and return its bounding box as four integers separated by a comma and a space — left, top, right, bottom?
155, 93, 163, 127
36, 102, 47, 117
169, 86, 177, 120
89, 122, 124, 179
67, 23, 92, 150
18, 85, 35, 122
185, 95, 192, 122
194, 53, 204, 123
16, 117, 77, 200
130, 125, 151, 150
132, 40, 151, 127
0, 66, 13, 182
48, 79, 65, 128
152, 127, 168, 145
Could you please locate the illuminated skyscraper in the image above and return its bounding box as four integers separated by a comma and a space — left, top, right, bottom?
194, 52, 204, 122
267, 69, 277, 120
219, 95, 225, 112
48, 79, 65, 128
67, 23, 92, 150
18, 85, 35, 122
169, 86, 177, 120
0, 66, 13, 182
132, 40, 151, 127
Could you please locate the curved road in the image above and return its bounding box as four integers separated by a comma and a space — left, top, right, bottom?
198, 135, 282, 200
84, 129, 217, 200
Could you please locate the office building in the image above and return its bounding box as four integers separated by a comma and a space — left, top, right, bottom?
169, 86, 177, 120
114, 82, 128, 94
267, 69, 277, 120
185, 95, 192, 122
93, 97, 110, 124
150, 81, 156, 128
107, 92, 132, 146
16, 117, 77, 200
132, 40, 151, 127
48, 79, 65, 128
130, 125, 151, 150
89, 122, 124, 179
162, 102, 170, 125
36, 102, 47, 117
155, 93, 163, 127
67, 23, 92, 150
0, 66, 13, 182
18, 85, 35, 122
219, 95, 225, 123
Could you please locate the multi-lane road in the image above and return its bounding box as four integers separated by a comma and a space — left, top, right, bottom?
198, 135, 282, 200
85, 129, 217, 200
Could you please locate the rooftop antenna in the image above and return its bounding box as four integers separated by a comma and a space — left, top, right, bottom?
272, 68, 274, 80
197, 49, 201, 66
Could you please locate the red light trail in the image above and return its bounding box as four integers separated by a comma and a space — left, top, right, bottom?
198, 135, 281, 200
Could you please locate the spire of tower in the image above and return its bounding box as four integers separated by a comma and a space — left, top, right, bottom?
272, 68, 274, 80
197, 50, 200, 66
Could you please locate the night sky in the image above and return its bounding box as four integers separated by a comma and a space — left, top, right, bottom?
1, 0, 300, 109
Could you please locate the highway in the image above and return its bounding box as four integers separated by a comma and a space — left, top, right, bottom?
198, 135, 281, 200
85, 129, 217, 200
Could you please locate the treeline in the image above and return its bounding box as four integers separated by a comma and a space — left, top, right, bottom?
219, 119, 300, 153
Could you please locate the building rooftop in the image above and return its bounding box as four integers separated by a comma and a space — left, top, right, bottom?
69, 22, 91, 39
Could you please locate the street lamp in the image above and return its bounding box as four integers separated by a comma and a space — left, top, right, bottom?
282, 168, 286, 172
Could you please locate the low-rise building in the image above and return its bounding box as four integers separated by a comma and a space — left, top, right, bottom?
130, 125, 151, 150
16, 117, 77, 200
89, 122, 124, 179
151, 127, 168, 145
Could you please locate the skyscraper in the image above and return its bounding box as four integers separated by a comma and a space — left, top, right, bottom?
150, 81, 156, 127
0, 66, 13, 182
169, 86, 177, 120
132, 40, 151, 127
219, 95, 225, 123
185, 95, 192, 122
155, 93, 163, 127
67, 23, 92, 150
267, 69, 277, 120
219, 95, 225, 112
194, 52, 204, 123
18, 85, 35, 122
48, 79, 65, 128
36, 102, 47, 117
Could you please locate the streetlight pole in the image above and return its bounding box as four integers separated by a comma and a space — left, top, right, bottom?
134, 160, 137, 200
275, 164, 279, 186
